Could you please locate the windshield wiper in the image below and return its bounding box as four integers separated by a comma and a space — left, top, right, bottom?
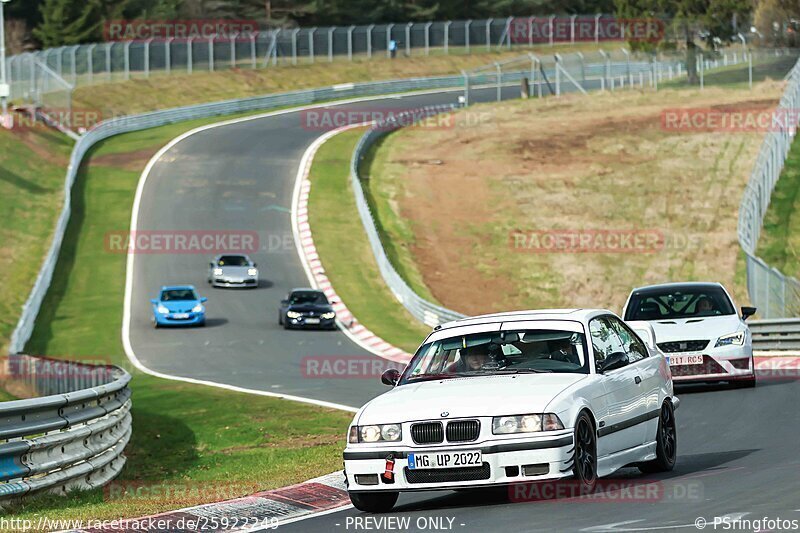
492, 368, 552, 374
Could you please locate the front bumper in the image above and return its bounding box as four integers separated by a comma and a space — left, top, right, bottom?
344, 432, 573, 493
285, 316, 337, 329
154, 312, 205, 326
212, 277, 257, 288
668, 344, 754, 382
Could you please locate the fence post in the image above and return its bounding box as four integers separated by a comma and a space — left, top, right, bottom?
187, 38, 193, 74
343, 26, 352, 61
486, 18, 492, 51
622, 48, 630, 82
570, 14, 576, 44
366, 24, 374, 58
208, 37, 214, 71
69, 45, 78, 85
444, 21, 451, 54
495, 62, 502, 101
529, 16, 534, 47
528, 53, 541, 97
576, 51, 585, 84
105, 43, 111, 81
249, 33, 256, 69
465, 20, 471, 54
549, 15, 555, 46
505, 16, 513, 49
462, 69, 470, 106
328, 27, 334, 62
144, 39, 151, 78
124, 41, 131, 80
554, 54, 561, 96
425, 22, 432, 55
699, 52, 704, 89
599, 49, 610, 90
595, 14, 601, 44
230, 33, 237, 68
748, 51, 753, 89
86, 44, 95, 84
291, 29, 299, 65
166, 38, 173, 74
309, 28, 316, 63
405, 23, 412, 56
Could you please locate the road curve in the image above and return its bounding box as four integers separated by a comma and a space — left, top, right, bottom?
126, 87, 518, 408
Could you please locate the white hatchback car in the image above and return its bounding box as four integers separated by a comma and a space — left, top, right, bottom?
343, 309, 679, 513
622, 282, 757, 387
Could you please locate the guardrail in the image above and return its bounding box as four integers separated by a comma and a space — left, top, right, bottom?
750, 318, 800, 350
737, 55, 800, 318
0, 354, 131, 499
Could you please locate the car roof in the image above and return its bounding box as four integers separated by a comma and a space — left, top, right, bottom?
629, 282, 725, 294
437, 308, 614, 331
160, 285, 196, 291
213, 253, 250, 260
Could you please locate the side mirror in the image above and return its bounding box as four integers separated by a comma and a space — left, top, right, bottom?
599, 352, 629, 373
252, 262, 257, 267
280, 299, 289, 305
741, 306, 757, 320
330, 300, 338, 305
209, 262, 214, 268
150, 299, 158, 304
200, 297, 208, 303
381, 368, 400, 386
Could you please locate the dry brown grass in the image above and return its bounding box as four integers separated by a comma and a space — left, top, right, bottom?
369, 82, 785, 315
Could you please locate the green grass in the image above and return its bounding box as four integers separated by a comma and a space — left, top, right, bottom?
11, 119, 352, 522
0, 127, 73, 355
0, 388, 18, 402
755, 134, 800, 279
308, 129, 431, 353
663, 53, 799, 89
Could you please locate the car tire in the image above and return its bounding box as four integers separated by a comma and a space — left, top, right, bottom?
153, 320, 159, 329
278, 313, 283, 326
349, 491, 398, 513
638, 401, 677, 473
572, 411, 597, 494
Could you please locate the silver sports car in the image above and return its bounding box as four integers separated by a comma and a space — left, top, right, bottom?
207, 254, 259, 288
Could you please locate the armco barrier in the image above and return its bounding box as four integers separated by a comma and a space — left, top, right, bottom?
0, 354, 131, 499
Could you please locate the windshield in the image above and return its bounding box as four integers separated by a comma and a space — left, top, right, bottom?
161, 289, 198, 301
625, 286, 735, 320
289, 291, 328, 305
400, 329, 590, 384
217, 255, 249, 267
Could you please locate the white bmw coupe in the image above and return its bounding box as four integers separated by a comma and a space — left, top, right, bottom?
343, 309, 679, 512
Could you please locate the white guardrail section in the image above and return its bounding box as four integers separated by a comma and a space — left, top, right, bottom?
0, 354, 131, 499
737, 56, 800, 318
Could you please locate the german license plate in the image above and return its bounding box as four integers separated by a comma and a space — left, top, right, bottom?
408, 450, 482, 470
669, 354, 703, 366
172, 313, 189, 319
304, 318, 320, 324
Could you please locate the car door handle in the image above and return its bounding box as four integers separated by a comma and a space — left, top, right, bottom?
634, 376, 642, 384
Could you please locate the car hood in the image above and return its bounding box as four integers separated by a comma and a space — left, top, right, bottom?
357, 373, 587, 425
646, 314, 743, 343
158, 300, 200, 312
218, 266, 253, 277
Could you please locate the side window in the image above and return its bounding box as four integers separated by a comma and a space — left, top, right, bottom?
608, 317, 649, 363
589, 317, 626, 366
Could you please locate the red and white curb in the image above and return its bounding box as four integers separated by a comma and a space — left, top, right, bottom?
291, 124, 413, 365
64, 472, 350, 532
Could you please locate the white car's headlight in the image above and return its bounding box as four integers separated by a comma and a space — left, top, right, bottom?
213, 268, 223, 276
192, 304, 204, 313
247, 268, 258, 277
286, 311, 302, 319
157, 305, 169, 314
715, 331, 745, 348
321, 311, 336, 319
492, 413, 564, 434
348, 424, 402, 443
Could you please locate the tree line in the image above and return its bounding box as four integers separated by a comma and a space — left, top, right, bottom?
2, 0, 798, 50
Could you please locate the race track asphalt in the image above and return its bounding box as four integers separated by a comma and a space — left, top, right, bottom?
128, 86, 518, 408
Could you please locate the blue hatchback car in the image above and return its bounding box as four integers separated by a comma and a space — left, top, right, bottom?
151, 285, 207, 328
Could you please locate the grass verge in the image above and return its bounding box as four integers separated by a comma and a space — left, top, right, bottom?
7, 116, 352, 525
755, 133, 800, 279
307, 129, 431, 354
0, 126, 73, 355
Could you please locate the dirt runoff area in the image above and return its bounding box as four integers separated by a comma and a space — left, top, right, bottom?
368, 82, 785, 316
